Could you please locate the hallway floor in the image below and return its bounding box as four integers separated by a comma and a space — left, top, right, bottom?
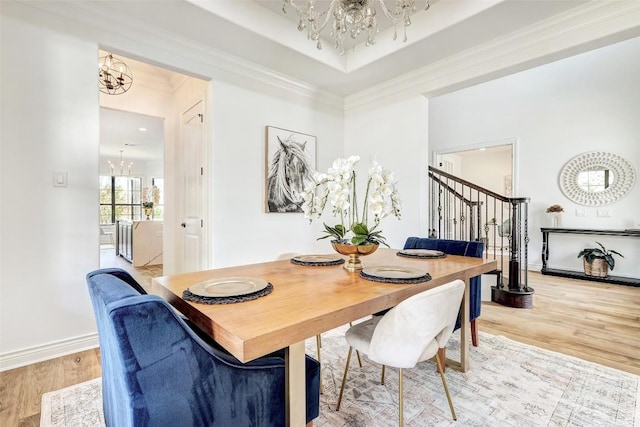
99, 244, 162, 291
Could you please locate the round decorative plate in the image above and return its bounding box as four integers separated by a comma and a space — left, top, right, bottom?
291, 255, 345, 266
361, 265, 428, 280
189, 277, 268, 297
397, 249, 446, 259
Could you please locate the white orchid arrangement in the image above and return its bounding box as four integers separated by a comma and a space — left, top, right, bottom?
302, 155, 402, 246
142, 185, 160, 209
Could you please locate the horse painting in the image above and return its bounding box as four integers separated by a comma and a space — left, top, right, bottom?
267, 135, 313, 213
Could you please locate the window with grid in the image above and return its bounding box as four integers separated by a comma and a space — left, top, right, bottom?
99, 176, 143, 224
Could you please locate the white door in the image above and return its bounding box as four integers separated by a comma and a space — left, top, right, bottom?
180, 100, 206, 273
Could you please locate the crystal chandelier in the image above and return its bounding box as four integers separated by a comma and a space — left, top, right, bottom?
98, 53, 133, 95
282, 0, 430, 55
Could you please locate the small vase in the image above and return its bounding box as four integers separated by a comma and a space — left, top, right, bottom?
144, 207, 152, 220
331, 241, 379, 272
549, 212, 561, 228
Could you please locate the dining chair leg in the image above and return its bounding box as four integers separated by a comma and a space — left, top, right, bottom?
336, 346, 353, 411
381, 365, 386, 385
435, 351, 457, 420
398, 367, 404, 427
316, 334, 323, 393
471, 319, 478, 347
437, 347, 446, 372
348, 322, 363, 367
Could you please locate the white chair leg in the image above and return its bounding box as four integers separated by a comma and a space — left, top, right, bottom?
435, 352, 457, 420
398, 367, 404, 427
348, 322, 363, 367
336, 346, 353, 411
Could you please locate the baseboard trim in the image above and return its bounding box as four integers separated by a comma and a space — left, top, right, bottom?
0, 333, 99, 372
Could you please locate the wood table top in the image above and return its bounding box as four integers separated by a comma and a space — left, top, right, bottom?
152, 248, 497, 362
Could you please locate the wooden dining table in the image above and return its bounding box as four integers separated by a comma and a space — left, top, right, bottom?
152, 248, 497, 427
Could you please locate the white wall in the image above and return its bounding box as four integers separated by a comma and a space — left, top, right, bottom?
1, 8, 100, 366
210, 81, 344, 267
344, 96, 430, 250
429, 37, 640, 277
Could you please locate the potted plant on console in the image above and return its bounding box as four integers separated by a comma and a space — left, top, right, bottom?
577, 241, 623, 278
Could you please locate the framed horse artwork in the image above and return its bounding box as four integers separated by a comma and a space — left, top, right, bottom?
265, 126, 316, 213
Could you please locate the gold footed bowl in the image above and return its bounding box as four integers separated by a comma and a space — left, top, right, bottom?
331, 241, 379, 272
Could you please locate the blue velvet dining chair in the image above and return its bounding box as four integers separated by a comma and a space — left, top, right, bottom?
402, 237, 485, 348
86, 268, 320, 427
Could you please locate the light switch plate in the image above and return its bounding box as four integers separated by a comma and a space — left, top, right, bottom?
53, 171, 67, 187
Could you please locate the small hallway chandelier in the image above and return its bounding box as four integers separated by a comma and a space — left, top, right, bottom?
108, 150, 133, 176
98, 52, 133, 95
282, 0, 430, 55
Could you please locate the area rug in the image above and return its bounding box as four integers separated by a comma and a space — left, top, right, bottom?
41, 327, 639, 427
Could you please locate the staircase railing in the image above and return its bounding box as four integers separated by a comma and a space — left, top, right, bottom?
428, 166, 534, 308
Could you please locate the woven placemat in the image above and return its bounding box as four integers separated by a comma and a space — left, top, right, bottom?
359, 271, 432, 284
396, 249, 447, 259
290, 255, 345, 267
182, 283, 273, 304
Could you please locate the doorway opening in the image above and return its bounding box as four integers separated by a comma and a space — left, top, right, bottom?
434, 138, 516, 198
98, 49, 210, 287
99, 108, 165, 286
432, 138, 517, 245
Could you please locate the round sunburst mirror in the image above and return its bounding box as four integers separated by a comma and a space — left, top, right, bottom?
559, 151, 635, 206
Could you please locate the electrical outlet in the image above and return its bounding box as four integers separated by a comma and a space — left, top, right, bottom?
597, 209, 613, 217
575, 209, 586, 217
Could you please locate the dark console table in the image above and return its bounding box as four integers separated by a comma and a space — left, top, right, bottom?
541, 227, 640, 286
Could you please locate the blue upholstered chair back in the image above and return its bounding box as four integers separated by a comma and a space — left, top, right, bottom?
403, 238, 484, 330
86, 268, 320, 427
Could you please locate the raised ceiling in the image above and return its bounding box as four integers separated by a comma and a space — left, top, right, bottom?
48, 0, 636, 165
149, 0, 593, 95
30, 0, 634, 97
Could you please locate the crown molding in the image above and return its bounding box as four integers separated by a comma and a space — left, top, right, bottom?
345, 0, 640, 111
11, 0, 639, 113
15, 0, 344, 110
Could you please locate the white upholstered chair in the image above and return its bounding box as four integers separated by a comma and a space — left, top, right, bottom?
99, 224, 115, 245
336, 279, 465, 426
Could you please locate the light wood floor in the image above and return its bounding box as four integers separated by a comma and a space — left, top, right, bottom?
1, 271, 638, 426
480, 271, 640, 376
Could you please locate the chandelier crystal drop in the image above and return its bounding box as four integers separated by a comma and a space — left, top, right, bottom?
282, 0, 430, 55
98, 53, 133, 95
